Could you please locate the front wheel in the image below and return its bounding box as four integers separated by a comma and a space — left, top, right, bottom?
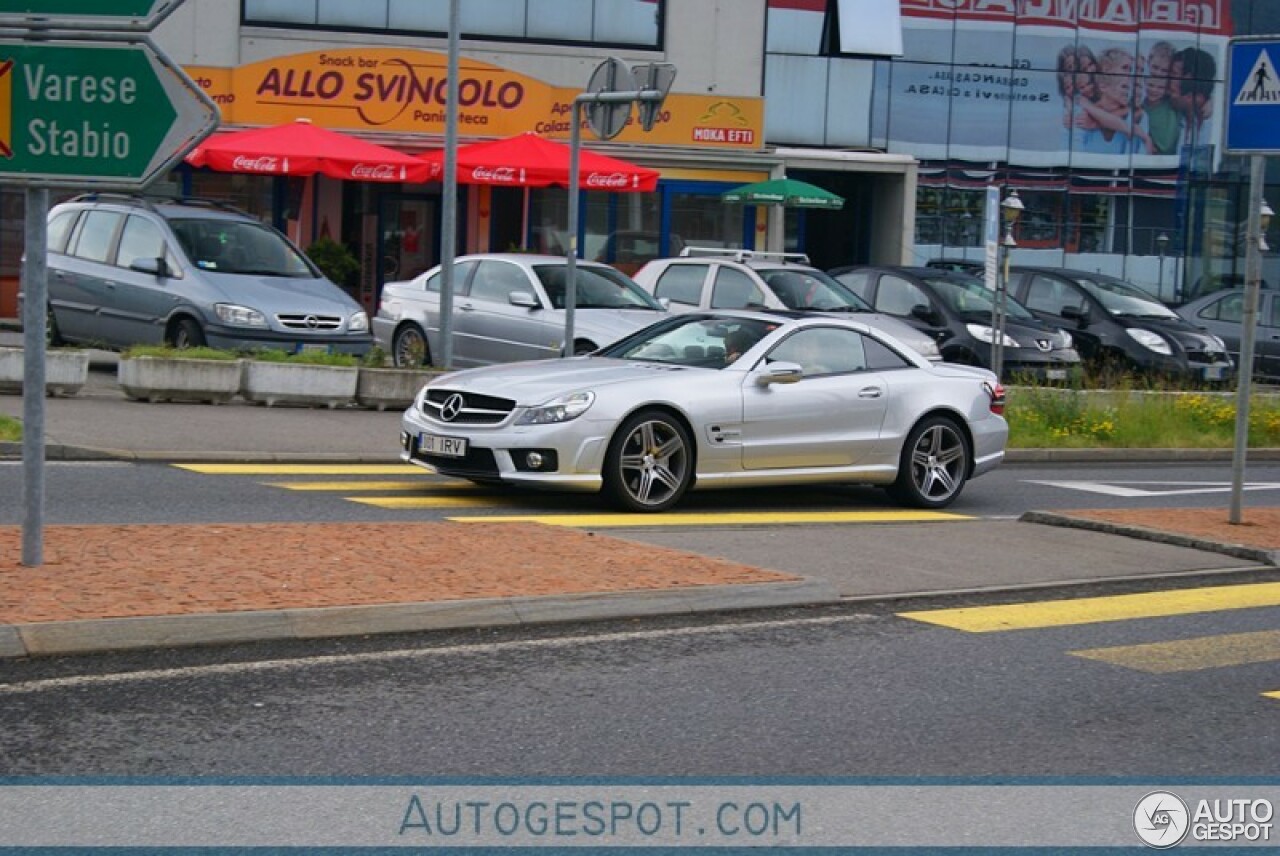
603, 409, 694, 512
886, 416, 970, 509
170, 318, 207, 349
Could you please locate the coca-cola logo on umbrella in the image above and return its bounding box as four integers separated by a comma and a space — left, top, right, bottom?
231, 156, 283, 173
350, 163, 399, 180
472, 166, 521, 183
586, 172, 630, 189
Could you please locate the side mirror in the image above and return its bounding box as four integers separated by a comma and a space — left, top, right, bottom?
130, 257, 170, 278
910, 303, 939, 324
1061, 305, 1089, 326
508, 290, 539, 309
756, 360, 803, 386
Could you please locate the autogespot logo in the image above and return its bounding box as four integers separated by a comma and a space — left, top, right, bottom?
1135, 791, 1190, 849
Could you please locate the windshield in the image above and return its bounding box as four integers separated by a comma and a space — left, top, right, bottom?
599, 315, 780, 369
922, 276, 1037, 320
170, 219, 318, 278
757, 268, 872, 311
1072, 274, 1178, 319
534, 264, 664, 310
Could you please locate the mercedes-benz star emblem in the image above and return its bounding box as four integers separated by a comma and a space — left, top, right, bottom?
440, 393, 465, 422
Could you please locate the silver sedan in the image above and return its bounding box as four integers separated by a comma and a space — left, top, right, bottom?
373, 253, 666, 367
400, 311, 1008, 511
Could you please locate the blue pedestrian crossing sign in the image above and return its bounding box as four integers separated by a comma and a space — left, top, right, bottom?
1226, 38, 1280, 153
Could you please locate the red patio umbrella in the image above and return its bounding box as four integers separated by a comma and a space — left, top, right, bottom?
420, 132, 659, 191
186, 118, 434, 183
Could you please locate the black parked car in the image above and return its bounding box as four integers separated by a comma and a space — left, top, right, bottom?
829, 265, 1081, 382
1007, 266, 1234, 382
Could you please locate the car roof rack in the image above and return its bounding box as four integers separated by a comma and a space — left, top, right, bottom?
679, 246, 811, 265
66, 193, 253, 218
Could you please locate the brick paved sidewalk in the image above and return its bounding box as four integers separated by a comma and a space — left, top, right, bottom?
0, 522, 796, 625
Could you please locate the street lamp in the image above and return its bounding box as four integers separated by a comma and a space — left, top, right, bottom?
1156, 233, 1169, 300
991, 190, 1023, 380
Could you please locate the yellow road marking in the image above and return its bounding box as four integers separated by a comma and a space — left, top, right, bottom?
266, 481, 476, 492
176, 464, 421, 475
1264, 691, 1280, 700
1071, 630, 1280, 673
348, 496, 509, 509
898, 582, 1280, 633
444, 511, 970, 527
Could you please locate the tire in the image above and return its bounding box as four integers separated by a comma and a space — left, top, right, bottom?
170, 318, 207, 349
603, 409, 694, 512
886, 415, 970, 509
573, 340, 598, 356
46, 308, 65, 347
393, 324, 430, 367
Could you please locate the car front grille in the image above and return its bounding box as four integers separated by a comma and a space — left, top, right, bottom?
277, 314, 344, 331
423, 389, 516, 424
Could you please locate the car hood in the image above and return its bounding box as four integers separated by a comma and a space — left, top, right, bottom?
558, 307, 667, 346
428, 357, 690, 404
207, 273, 363, 315
1118, 316, 1227, 352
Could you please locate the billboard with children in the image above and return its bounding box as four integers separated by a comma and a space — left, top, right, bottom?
876, 0, 1233, 169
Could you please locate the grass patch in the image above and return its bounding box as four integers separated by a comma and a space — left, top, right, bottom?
0, 414, 20, 442
245, 349, 358, 367
123, 345, 240, 361
1008, 387, 1280, 448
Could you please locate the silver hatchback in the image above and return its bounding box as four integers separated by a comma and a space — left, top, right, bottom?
39, 194, 372, 354
373, 253, 667, 367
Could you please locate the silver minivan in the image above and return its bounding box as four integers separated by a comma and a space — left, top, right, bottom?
37, 194, 372, 354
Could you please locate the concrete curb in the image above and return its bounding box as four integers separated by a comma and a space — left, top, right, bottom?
0, 578, 841, 658
1020, 510, 1280, 567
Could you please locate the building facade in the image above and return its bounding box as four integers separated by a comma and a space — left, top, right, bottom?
1, 0, 1274, 319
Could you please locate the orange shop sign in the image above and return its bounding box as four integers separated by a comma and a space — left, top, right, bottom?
185, 48, 763, 150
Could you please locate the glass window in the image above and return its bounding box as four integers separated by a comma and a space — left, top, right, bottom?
70, 210, 123, 263
46, 210, 79, 254
425, 260, 476, 293
873, 274, 930, 317
1024, 274, 1085, 315
1198, 292, 1242, 323
768, 327, 867, 376
710, 267, 766, 309
467, 260, 531, 303
594, 0, 659, 45
388, 0, 448, 30
244, 0, 316, 24
115, 216, 168, 269
1267, 296, 1280, 329
832, 269, 872, 300
670, 190, 744, 251
653, 264, 707, 306
528, 0, 591, 40
865, 335, 912, 370
318, 0, 387, 27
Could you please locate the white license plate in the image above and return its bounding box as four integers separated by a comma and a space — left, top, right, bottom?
296, 343, 330, 354
1046, 369, 1067, 380
1202, 365, 1226, 380
420, 433, 467, 457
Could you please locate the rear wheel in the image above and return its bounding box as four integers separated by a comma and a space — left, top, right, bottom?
603, 409, 694, 512
393, 324, 430, 367
46, 308, 65, 347
170, 318, 206, 349
886, 415, 970, 509
573, 339, 598, 356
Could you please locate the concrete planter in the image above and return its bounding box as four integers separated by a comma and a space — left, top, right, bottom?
118, 356, 244, 404
240, 360, 358, 408
355, 367, 442, 411
0, 346, 90, 396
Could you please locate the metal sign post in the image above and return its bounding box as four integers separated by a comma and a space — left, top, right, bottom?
564, 59, 675, 353
5, 0, 216, 566
1224, 36, 1280, 525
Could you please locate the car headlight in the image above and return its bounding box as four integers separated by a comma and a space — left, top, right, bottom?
515, 391, 595, 425
213, 303, 268, 328
966, 323, 1020, 348
1126, 328, 1172, 355
349, 311, 370, 332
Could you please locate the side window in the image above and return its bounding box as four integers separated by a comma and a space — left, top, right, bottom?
864, 336, 913, 370
652, 264, 707, 306
425, 260, 476, 293
833, 270, 872, 301
767, 327, 867, 376
1265, 296, 1279, 328
1198, 293, 1242, 323
46, 210, 79, 254
115, 216, 168, 269
710, 267, 766, 309
468, 260, 531, 303
874, 275, 930, 317
1024, 275, 1085, 315
69, 210, 123, 263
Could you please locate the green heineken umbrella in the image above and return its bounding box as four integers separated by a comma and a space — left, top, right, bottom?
721, 177, 844, 210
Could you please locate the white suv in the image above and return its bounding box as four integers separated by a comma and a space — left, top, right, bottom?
632, 248, 942, 361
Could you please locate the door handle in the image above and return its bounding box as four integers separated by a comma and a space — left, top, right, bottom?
457, 303, 475, 312
858, 387, 882, 398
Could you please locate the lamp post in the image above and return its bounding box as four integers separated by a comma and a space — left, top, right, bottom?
1156, 233, 1169, 301
991, 189, 1023, 380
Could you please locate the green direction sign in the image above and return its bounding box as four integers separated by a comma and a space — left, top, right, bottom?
0, 39, 218, 189
0, 1, 179, 30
